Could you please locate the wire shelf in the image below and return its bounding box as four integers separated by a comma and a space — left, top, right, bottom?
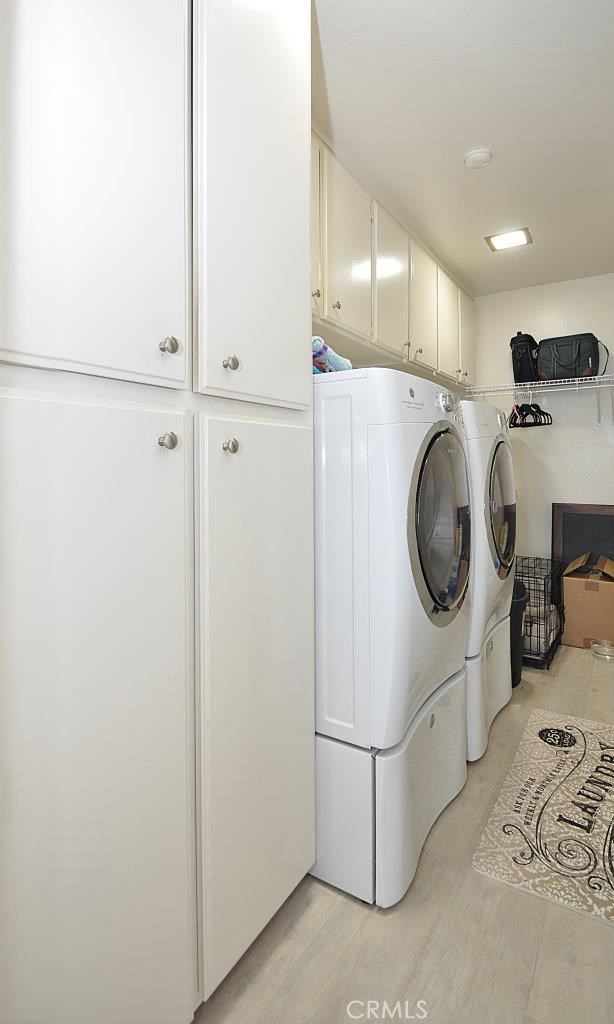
466, 374, 614, 398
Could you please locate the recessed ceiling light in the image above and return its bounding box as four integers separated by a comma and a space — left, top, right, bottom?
485, 228, 533, 252
464, 148, 492, 169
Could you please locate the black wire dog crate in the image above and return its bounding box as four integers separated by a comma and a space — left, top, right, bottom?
515, 556, 564, 669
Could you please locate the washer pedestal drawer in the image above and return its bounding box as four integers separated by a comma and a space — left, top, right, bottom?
311, 670, 467, 908
466, 615, 512, 762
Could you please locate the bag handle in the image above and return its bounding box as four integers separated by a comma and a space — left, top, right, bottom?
550, 338, 580, 372
598, 340, 610, 375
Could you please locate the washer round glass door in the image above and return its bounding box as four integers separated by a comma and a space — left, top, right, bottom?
487, 439, 516, 579
408, 424, 471, 625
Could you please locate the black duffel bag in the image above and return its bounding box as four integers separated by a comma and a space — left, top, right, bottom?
510, 331, 539, 383
537, 333, 609, 380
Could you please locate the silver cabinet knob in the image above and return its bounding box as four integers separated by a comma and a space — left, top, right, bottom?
222, 437, 240, 454
463, 370, 469, 378
222, 354, 240, 371
158, 432, 178, 450
416, 347, 423, 356
159, 336, 179, 354
312, 288, 321, 299
332, 300, 342, 310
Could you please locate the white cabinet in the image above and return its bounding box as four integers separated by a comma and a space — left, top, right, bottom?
374, 204, 410, 355
311, 136, 323, 317
460, 289, 477, 385
0, 392, 194, 1024
196, 0, 311, 409
410, 242, 438, 369
323, 150, 372, 340
437, 268, 461, 379
0, 0, 190, 388
199, 414, 315, 998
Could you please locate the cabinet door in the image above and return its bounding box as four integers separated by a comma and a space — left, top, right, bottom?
437, 268, 461, 379
323, 150, 372, 339
311, 137, 323, 317
199, 414, 315, 998
196, 0, 311, 409
374, 204, 410, 355
0, 393, 194, 1024
0, 1, 189, 388
410, 242, 438, 369
460, 290, 477, 385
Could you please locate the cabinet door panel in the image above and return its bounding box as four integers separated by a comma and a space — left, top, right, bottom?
0, 393, 194, 1024
437, 268, 460, 379
374, 204, 410, 355
196, 0, 311, 408
311, 137, 323, 317
410, 242, 438, 369
324, 150, 372, 339
0, 1, 189, 387
460, 290, 476, 385
200, 414, 314, 998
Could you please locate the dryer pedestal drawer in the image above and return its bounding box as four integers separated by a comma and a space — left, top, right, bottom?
311, 670, 467, 908
466, 615, 512, 762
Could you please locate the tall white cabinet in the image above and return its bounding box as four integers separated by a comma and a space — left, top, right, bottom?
199, 416, 314, 996
0, 393, 195, 1024
0, 3, 314, 1023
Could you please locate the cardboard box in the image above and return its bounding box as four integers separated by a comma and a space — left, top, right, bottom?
562, 552, 614, 649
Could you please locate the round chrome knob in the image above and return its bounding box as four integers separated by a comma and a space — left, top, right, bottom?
222, 437, 240, 454
463, 370, 469, 378
439, 393, 455, 414
158, 432, 178, 450
415, 347, 423, 356
332, 300, 342, 310
159, 336, 179, 354
312, 288, 321, 299
222, 354, 240, 371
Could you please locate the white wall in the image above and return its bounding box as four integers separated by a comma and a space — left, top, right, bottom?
475, 272, 614, 556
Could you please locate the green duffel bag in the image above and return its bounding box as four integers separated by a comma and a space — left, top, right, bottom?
537, 333, 609, 380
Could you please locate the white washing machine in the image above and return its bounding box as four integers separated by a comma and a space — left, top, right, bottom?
460, 400, 517, 762
311, 368, 470, 907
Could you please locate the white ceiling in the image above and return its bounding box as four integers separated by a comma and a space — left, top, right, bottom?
312, 0, 614, 296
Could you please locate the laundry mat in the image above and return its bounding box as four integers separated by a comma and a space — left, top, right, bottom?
473, 708, 614, 923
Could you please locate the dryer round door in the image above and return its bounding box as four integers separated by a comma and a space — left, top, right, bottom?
486, 439, 516, 579
408, 422, 471, 626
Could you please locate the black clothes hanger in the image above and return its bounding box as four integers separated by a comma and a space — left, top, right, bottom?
508, 402, 553, 428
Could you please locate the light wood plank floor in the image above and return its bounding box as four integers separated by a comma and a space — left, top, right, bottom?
196, 647, 614, 1024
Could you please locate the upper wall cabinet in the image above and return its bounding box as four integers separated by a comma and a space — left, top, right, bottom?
437, 268, 460, 380
459, 290, 477, 385
374, 204, 410, 356
311, 137, 323, 318
323, 150, 372, 341
410, 242, 438, 370
196, 0, 311, 409
0, 0, 189, 388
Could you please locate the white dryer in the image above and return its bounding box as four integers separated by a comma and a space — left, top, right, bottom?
460, 400, 517, 762
311, 368, 470, 907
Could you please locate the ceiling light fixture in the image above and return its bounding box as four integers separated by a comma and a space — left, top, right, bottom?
485, 228, 533, 252
464, 147, 492, 169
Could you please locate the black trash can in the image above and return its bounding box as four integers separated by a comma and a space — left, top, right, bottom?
510, 580, 529, 687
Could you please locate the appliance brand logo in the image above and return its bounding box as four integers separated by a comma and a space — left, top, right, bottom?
402, 387, 424, 411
